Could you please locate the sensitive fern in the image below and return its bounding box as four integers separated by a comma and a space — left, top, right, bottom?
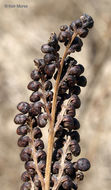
14, 14, 94, 190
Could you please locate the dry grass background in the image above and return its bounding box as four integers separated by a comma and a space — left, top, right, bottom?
0, 0, 111, 189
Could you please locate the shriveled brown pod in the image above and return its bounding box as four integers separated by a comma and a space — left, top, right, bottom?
70, 94, 81, 109
69, 140, 81, 156
52, 161, 60, 174
38, 160, 46, 173
33, 174, 41, 188
34, 58, 45, 72
65, 152, 72, 161
21, 171, 30, 182
66, 104, 76, 117
62, 115, 75, 130
76, 171, 84, 181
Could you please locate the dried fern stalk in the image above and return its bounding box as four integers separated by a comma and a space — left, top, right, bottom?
14, 14, 94, 190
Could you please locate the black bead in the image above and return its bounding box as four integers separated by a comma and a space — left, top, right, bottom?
34, 59, 45, 72
33, 127, 42, 139
69, 65, 82, 76
38, 160, 46, 173
58, 30, 72, 43
20, 182, 31, 190
53, 149, 63, 161
17, 102, 30, 114
79, 28, 89, 38
44, 53, 56, 63
48, 33, 58, 47
21, 171, 30, 182
16, 125, 29, 136
29, 102, 44, 116
61, 175, 73, 190
20, 147, 32, 161
66, 104, 76, 117
14, 114, 27, 125
18, 136, 30, 147
31, 69, 40, 81
30, 91, 43, 102
77, 158, 91, 171
70, 95, 81, 109
44, 81, 52, 91
37, 113, 48, 128
70, 131, 80, 142
25, 161, 35, 171
33, 174, 41, 188
76, 76, 87, 87
52, 161, 60, 174
54, 138, 65, 149
27, 81, 41, 91
70, 19, 82, 30
34, 138, 44, 150
41, 44, 55, 54
64, 161, 75, 176
36, 150, 46, 162
80, 14, 94, 29
69, 85, 81, 95
44, 63, 55, 77
67, 75, 76, 88
63, 115, 74, 130
55, 125, 67, 138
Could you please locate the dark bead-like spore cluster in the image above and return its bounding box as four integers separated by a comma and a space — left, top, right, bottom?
14, 13, 94, 190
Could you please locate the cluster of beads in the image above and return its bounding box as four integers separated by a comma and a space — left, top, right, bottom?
14, 14, 94, 190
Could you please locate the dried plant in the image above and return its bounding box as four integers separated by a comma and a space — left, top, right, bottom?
14, 14, 94, 190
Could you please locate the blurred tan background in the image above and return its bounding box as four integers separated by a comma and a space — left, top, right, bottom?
0, 0, 111, 189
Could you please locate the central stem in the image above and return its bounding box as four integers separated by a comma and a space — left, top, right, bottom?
45, 32, 77, 190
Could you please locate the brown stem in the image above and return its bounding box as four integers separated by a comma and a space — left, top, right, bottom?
52, 136, 71, 190
54, 96, 74, 134
30, 120, 45, 190
30, 177, 34, 190
45, 32, 78, 190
